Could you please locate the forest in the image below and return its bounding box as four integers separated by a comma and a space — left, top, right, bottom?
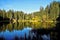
0, 1, 60, 23
0, 1, 60, 27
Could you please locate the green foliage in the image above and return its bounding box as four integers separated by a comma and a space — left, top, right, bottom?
0, 1, 60, 29
0, 1, 59, 21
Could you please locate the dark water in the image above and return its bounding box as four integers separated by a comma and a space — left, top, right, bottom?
0, 22, 58, 40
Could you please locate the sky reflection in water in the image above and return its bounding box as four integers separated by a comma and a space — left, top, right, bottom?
0, 27, 50, 40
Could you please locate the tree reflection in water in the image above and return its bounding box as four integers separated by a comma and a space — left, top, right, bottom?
0, 24, 50, 40
0, 15, 60, 40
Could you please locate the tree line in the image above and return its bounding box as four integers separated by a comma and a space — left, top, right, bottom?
0, 1, 60, 22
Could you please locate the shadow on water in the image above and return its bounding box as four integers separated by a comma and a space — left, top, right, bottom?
0, 37, 5, 40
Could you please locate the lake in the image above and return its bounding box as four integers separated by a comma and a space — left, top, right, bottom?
0, 22, 58, 40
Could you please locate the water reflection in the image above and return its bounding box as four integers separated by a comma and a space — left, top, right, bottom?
0, 22, 55, 32
0, 27, 32, 40
0, 29, 50, 40
0, 22, 57, 40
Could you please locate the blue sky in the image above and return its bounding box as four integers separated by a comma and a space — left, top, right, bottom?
0, 0, 60, 13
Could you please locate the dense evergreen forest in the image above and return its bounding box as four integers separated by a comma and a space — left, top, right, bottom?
0, 1, 60, 23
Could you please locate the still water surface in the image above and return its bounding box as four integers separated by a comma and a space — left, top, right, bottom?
0, 22, 55, 40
